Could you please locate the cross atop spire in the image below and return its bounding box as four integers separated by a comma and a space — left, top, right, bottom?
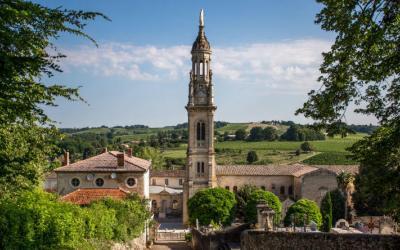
200, 9, 204, 26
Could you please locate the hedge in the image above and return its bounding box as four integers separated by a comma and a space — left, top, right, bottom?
0, 189, 150, 249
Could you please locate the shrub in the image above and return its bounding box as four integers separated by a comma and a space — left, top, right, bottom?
302, 152, 357, 165
246, 151, 258, 164
284, 199, 322, 228
300, 141, 314, 152
0, 189, 150, 249
244, 190, 282, 224
188, 188, 236, 226
320, 192, 333, 232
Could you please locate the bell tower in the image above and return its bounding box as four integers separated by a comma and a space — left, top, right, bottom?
183, 9, 217, 224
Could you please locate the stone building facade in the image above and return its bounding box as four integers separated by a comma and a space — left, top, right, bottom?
54, 148, 150, 202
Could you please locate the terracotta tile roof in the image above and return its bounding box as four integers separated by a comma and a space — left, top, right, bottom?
150, 169, 185, 178
60, 188, 129, 205
54, 151, 150, 173
216, 164, 318, 177
314, 165, 359, 175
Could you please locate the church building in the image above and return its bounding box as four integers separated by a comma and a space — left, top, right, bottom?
181, 10, 358, 224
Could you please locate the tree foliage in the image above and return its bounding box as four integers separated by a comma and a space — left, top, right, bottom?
328, 189, 345, 224
244, 190, 282, 224
0, 0, 107, 193
188, 188, 236, 226
246, 150, 258, 164
320, 192, 333, 232
280, 125, 325, 141
296, 0, 400, 221
0, 189, 150, 249
235, 128, 247, 140
284, 199, 322, 228
235, 185, 260, 218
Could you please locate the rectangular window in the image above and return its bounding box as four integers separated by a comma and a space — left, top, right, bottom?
179, 179, 183, 185
152, 179, 156, 185
225, 186, 230, 190
197, 162, 201, 173
201, 162, 205, 173
165, 179, 169, 185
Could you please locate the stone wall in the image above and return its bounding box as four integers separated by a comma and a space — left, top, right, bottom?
241, 230, 400, 250
192, 224, 250, 250
301, 169, 338, 205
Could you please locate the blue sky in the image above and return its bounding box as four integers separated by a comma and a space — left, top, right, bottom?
38, 0, 374, 127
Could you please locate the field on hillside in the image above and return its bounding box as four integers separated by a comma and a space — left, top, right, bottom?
161, 133, 363, 165
62, 123, 364, 166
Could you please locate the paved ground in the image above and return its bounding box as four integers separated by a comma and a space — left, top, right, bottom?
150, 241, 191, 250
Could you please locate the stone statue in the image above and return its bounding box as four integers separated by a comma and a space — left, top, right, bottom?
200, 9, 204, 26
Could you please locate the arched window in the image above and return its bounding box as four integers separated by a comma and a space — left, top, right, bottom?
196, 162, 205, 176
197, 121, 206, 141
200, 62, 204, 75
205, 61, 208, 76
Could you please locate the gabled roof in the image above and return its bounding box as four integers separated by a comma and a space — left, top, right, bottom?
60, 188, 129, 205
313, 165, 359, 175
216, 164, 317, 177
54, 151, 151, 173
149, 185, 183, 194
151, 169, 185, 178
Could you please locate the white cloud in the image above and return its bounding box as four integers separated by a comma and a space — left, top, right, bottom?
62, 39, 331, 94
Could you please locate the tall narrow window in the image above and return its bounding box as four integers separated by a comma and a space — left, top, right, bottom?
201, 162, 205, 173
197, 122, 206, 141
200, 62, 204, 75
201, 122, 206, 140
197, 162, 201, 173
280, 186, 285, 195
205, 61, 208, 76
197, 122, 201, 140
288, 185, 293, 195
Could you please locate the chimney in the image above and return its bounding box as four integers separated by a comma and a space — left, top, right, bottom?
63, 151, 70, 166
117, 153, 124, 167
126, 148, 132, 158
101, 147, 108, 153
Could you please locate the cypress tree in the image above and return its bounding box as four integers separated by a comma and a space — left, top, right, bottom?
321, 192, 333, 232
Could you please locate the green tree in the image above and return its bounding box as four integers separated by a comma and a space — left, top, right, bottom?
296, 0, 400, 220
0, 0, 107, 193
300, 141, 314, 152
328, 189, 345, 225
235, 185, 260, 218
320, 192, 333, 232
248, 127, 264, 141
284, 199, 322, 228
188, 188, 236, 226
244, 190, 281, 224
246, 150, 258, 164
235, 128, 247, 140
263, 127, 278, 141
